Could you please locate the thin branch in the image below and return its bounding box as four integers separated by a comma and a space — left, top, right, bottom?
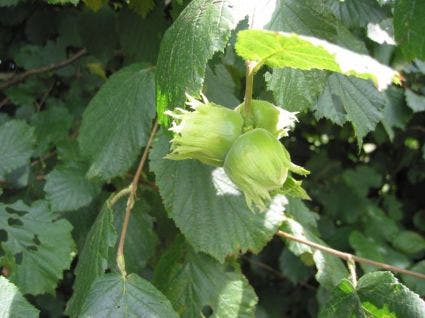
409, 125, 425, 134
35, 80, 56, 111
242, 255, 315, 290
116, 120, 159, 276
30, 150, 57, 167
242, 255, 287, 281
0, 48, 87, 91
0, 97, 9, 109
276, 230, 425, 280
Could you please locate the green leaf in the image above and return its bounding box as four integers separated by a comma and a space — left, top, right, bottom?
48, 0, 79, 4
357, 271, 425, 317
44, 162, 101, 212
0, 276, 39, 317
128, 0, 155, 18
5, 79, 46, 107
2, 165, 30, 189
392, 230, 425, 254
314, 74, 386, 146
394, 0, 425, 60
66, 200, 117, 317
281, 218, 348, 289
286, 197, 319, 230
316, 182, 366, 224
403, 261, 425, 296
204, 64, 240, 108
363, 205, 399, 242
153, 238, 257, 317
156, 0, 251, 125
0, 200, 75, 295
279, 248, 313, 285
0, 0, 24, 7
319, 279, 363, 318
382, 87, 411, 140
13, 41, 66, 70
0, 120, 34, 178
321, 272, 425, 317
83, 0, 107, 12
265, 68, 328, 112
31, 101, 73, 154
405, 89, 425, 113
78, 64, 156, 180
281, 200, 348, 289
150, 132, 285, 262
325, 0, 386, 28
265, 0, 365, 49
80, 273, 179, 317
349, 231, 410, 273
341, 166, 382, 197
319, 277, 399, 318
78, 7, 118, 62
235, 30, 399, 91
117, 7, 167, 64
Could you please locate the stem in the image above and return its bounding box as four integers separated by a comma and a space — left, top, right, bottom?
242, 255, 315, 290
0, 48, 87, 91
107, 186, 132, 209
243, 61, 255, 115
276, 230, 425, 280
347, 257, 357, 287
116, 121, 159, 276
242, 61, 257, 129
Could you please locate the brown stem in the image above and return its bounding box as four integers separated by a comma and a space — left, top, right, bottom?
116, 120, 159, 276
35, 80, 56, 111
276, 230, 425, 280
242, 255, 315, 290
0, 97, 10, 109
0, 48, 87, 91
30, 150, 57, 167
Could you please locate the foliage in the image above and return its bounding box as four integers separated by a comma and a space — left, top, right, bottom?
0, 0, 425, 317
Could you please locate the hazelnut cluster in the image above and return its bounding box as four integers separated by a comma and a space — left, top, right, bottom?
166, 95, 308, 211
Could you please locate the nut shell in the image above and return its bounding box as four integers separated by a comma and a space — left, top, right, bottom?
224, 128, 289, 211
166, 102, 244, 166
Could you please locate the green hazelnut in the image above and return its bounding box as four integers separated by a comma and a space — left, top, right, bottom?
166, 100, 244, 166
224, 128, 290, 211
236, 100, 297, 138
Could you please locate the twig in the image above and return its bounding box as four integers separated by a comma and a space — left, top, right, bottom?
0, 48, 87, 91
242, 255, 315, 290
276, 230, 425, 280
0, 97, 9, 109
242, 255, 287, 281
30, 151, 57, 167
409, 125, 425, 134
35, 80, 56, 111
116, 120, 159, 276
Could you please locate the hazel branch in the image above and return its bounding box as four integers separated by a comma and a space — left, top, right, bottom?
116, 120, 159, 276
276, 230, 425, 280
0, 48, 87, 91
